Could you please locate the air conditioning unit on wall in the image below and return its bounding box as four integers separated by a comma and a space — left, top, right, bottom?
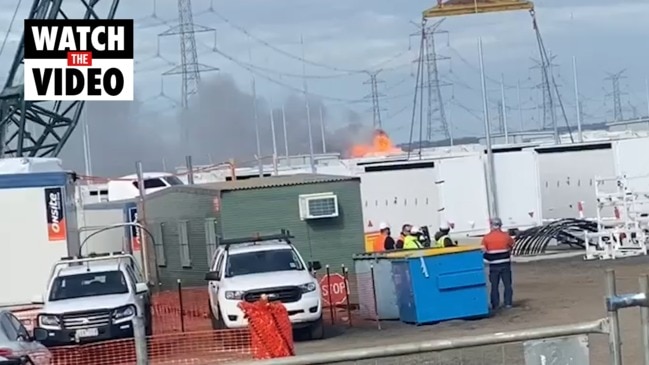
299, 192, 339, 220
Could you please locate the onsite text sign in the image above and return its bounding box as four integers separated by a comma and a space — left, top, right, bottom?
23, 19, 134, 101
44, 187, 66, 241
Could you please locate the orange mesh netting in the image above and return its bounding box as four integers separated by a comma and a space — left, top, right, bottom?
238, 296, 294, 360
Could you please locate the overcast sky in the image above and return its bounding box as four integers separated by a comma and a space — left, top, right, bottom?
1, 0, 648, 174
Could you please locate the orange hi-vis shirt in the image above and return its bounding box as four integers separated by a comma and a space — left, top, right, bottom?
481, 230, 514, 265
373, 233, 387, 252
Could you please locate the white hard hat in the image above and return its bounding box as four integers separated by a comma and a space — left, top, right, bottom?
440, 222, 449, 230
410, 226, 420, 233
379, 222, 390, 230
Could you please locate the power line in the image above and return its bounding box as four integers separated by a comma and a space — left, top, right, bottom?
447, 45, 519, 89
212, 47, 366, 104
206, 8, 414, 77
193, 37, 412, 82
208, 10, 364, 74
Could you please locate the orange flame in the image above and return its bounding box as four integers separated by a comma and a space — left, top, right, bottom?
349, 129, 403, 158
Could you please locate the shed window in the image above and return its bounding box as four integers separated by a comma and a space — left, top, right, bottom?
178, 221, 191, 268
153, 222, 166, 267
205, 218, 218, 265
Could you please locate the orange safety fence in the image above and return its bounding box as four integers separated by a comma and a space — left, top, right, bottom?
48, 329, 251, 365
312, 266, 383, 329
239, 298, 294, 360
9, 266, 385, 364
152, 287, 212, 334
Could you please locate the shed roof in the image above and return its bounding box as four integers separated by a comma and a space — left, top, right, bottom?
199, 173, 358, 192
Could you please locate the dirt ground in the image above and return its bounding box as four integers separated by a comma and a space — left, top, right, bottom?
294, 255, 649, 364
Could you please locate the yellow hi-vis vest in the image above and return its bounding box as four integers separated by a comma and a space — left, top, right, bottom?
435, 235, 449, 248
403, 235, 421, 250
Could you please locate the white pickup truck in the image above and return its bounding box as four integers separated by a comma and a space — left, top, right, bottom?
205, 231, 324, 339
31, 253, 151, 347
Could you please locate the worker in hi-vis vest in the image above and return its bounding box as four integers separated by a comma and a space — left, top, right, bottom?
434, 222, 455, 248
379, 222, 396, 251
403, 226, 423, 249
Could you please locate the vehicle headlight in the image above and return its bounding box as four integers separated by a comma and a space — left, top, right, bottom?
224, 291, 244, 300
112, 305, 136, 323
38, 314, 61, 329
299, 282, 317, 293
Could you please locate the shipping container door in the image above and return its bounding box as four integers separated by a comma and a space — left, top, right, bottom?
435, 155, 490, 236
493, 150, 542, 229
359, 164, 440, 234
614, 137, 649, 191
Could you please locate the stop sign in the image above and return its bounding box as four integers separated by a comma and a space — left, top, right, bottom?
320, 273, 347, 306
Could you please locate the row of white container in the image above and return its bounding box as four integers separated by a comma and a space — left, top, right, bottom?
352, 137, 649, 236
75, 136, 649, 238
215, 136, 649, 237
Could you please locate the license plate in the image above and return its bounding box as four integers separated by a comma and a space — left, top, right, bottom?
76, 328, 99, 338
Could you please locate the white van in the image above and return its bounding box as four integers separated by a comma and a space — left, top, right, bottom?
79, 172, 183, 202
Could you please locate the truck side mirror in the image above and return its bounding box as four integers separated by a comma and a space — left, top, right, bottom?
308, 261, 322, 271
135, 282, 149, 294
31, 294, 44, 305
204, 271, 220, 281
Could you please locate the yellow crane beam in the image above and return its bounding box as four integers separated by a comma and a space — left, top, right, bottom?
423, 0, 534, 18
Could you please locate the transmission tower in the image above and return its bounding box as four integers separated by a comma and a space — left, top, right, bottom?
159, 0, 218, 109
0, 0, 121, 157
530, 55, 559, 131
604, 70, 626, 121
363, 70, 385, 129
423, 21, 450, 141
411, 20, 450, 141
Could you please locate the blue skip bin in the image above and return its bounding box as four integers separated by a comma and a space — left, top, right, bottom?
391, 247, 489, 325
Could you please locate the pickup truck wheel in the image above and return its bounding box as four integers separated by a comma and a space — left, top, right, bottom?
210, 302, 226, 330
145, 311, 153, 336
307, 316, 324, 340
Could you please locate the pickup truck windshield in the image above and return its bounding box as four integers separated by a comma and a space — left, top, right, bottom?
226, 249, 304, 277
49, 271, 129, 301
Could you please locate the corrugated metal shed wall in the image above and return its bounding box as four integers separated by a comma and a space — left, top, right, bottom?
145, 190, 220, 289
219, 180, 364, 273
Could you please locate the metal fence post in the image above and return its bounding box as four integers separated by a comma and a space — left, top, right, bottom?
132, 314, 148, 365
177, 279, 185, 332
342, 265, 352, 327
606, 269, 623, 365
370, 264, 380, 330
325, 265, 334, 325
640, 274, 649, 365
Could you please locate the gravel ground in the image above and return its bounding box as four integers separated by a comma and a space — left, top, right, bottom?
293, 255, 649, 365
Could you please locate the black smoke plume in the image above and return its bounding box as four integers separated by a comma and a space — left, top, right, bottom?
60, 74, 372, 176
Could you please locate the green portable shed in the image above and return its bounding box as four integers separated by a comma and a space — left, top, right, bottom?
143, 174, 364, 289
